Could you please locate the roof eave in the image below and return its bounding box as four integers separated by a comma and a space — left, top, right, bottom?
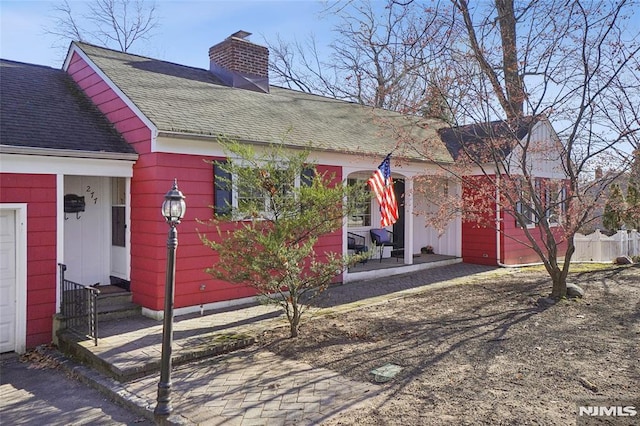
0, 145, 139, 161
157, 130, 451, 164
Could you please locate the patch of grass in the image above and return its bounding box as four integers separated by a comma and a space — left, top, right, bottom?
213, 333, 251, 342
518, 263, 614, 274
567, 263, 617, 273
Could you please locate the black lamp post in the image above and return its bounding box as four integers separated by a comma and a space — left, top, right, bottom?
154, 179, 186, 422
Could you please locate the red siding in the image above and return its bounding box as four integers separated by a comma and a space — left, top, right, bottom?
0, 174, 57, 348
130, 152, 256, 310
67, 52, 151, 154
461, 176, 498, 265
462, 223, 497, 265
66, 51, 164, 309
501, 207, 568, 265
462, 175, 569, 266
66, 51, 346, 311
138, 158, 346, 311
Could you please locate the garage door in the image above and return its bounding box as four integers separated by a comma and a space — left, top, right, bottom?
0, 210, 17, 352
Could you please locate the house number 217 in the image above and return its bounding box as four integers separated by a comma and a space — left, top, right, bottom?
86, 186, 98, 204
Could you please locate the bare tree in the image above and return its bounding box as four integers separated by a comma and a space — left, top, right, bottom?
267, 1, 460, 119
47, 0, 159, 52
412, 0, 640, 298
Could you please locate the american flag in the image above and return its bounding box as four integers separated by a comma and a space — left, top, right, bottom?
367, 154, 399, 227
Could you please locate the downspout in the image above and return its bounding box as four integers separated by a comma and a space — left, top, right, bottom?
496, 173, 508, 267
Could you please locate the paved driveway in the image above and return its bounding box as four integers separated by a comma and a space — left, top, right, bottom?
0, 352, 153, 425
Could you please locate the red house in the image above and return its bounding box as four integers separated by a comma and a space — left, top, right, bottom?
1, 32, 464, 352
2, 30, 571, 353
0, 59, 138, 352
439, 117, 569, 266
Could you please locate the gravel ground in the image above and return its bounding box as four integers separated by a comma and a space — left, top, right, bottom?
259, 264, 640, 425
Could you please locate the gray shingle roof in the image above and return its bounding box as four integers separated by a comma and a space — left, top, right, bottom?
74, 42, 452, 163
438, 117, 538, 161
0, 59, 136, 156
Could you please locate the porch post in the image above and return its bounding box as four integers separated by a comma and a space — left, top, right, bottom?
404, 177, 414, 265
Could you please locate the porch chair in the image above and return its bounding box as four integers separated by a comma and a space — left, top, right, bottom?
369, 228, 399, 263
347, 232, 369, 264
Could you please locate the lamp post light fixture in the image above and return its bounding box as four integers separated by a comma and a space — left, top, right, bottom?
154, 179, 186, 422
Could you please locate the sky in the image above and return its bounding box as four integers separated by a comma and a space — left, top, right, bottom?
0, 0, 336, 69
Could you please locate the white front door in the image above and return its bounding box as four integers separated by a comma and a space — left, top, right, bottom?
64, 176, 109, 285
0, 210, 17, 352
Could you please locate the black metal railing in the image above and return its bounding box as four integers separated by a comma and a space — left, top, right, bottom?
58, 263, 99, 346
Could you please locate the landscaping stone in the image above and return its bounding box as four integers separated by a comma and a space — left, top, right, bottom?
566, 283, 585, 298
615, 256, 633, 265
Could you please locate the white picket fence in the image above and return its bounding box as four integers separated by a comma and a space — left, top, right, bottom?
573, 229, 640, 262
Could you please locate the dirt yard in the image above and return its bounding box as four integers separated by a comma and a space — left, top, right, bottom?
259, 264, 640, 425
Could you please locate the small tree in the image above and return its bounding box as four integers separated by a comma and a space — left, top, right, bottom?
625, 184, 640, 231
603, 184, 625, 232
200, 140, 368, 337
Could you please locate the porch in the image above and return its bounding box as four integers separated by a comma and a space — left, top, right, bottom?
344, 253, 461, 283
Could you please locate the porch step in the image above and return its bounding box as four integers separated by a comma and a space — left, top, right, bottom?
96, 286, 141, 320
391, 248, 404, 258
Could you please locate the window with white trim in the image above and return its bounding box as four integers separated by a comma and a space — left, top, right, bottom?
234, 168, 294, 219
515, 177, 536, 227
213, 161, 314, 220
347, 178, 371, 227
543, 180, 567, 226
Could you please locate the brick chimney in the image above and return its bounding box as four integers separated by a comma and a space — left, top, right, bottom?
595, 166, 603, 180
209, 31, 269, 93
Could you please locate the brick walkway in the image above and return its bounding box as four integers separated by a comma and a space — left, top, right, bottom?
51, 262, 499, 425
126, 348, 375, 425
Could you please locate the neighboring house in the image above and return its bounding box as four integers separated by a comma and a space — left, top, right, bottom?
1, 32, 463, 351
439, 117, 569, 266
581, 168, 633, 235
0, 59, 138, 353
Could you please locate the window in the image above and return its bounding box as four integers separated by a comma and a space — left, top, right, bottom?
543, 181, 567, 225
347, 178, 371, 227
213, 161, 314, 220
236, 169, 270, 214
515, 200, 535, 227
514, 177, 568, 228
235, 169, 295, 218
514, 178, 535, 227
111, 177, 126, 247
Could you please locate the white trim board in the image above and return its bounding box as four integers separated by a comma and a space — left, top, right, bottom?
0, 153, 135, 177
0, 204, 27, 354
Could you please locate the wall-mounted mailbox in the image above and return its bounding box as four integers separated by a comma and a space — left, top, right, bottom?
64, 194, 86, 213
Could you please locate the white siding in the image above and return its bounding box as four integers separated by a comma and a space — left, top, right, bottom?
506, 120, 566, 179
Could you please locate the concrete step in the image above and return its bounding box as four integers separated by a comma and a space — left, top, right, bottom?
97, 302, 142, 321
95, 285, 140, 320
97, 292, 132, 307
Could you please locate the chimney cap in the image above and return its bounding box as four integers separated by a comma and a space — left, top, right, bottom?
230, 30, 252, 40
